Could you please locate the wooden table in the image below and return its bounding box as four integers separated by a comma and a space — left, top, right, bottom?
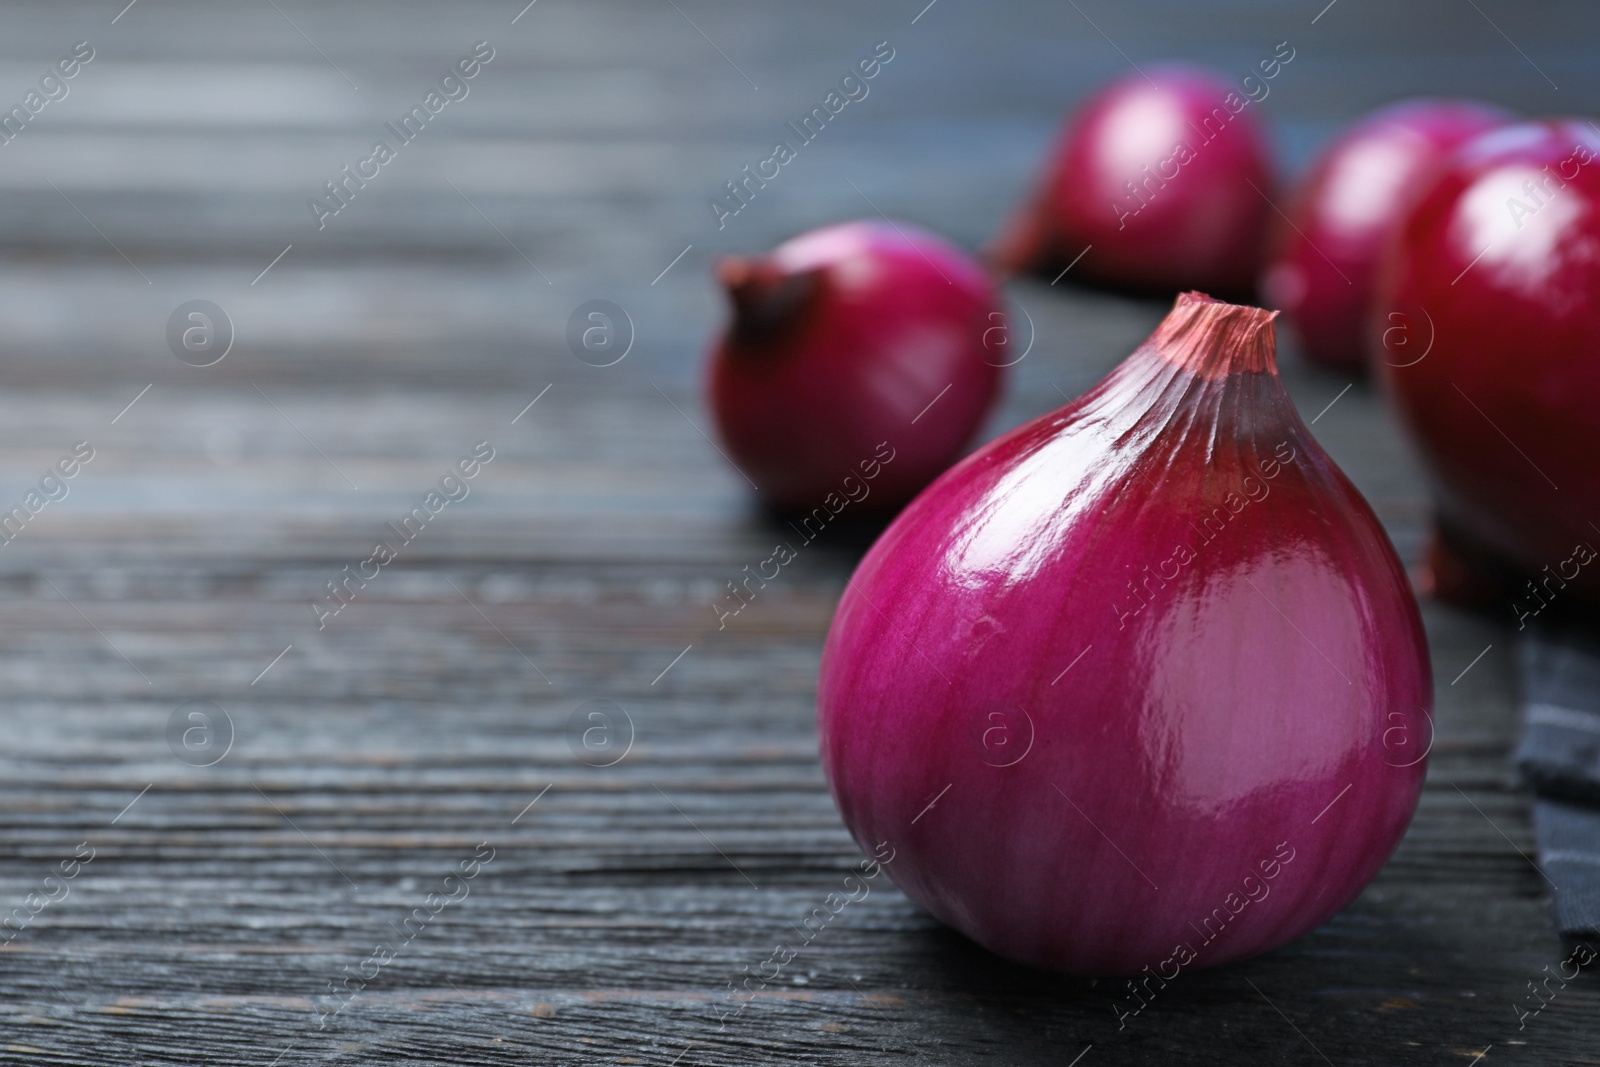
0, 1, 1594, 1063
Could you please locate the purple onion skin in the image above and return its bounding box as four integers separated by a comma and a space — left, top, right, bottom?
817, 294, 1431, 976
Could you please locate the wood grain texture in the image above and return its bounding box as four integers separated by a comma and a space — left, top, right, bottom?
0, 1, 1596, 1064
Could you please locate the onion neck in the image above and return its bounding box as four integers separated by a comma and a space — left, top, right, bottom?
1151, 292, 1279, 379
717, 255, 824, 350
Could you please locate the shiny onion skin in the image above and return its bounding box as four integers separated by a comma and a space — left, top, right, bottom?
992, 65, 1275, 299
707, 220, 1003, 513
1377, 121, 1600, 601
1263, 99, 1511, 372
818, 293, 1430, 976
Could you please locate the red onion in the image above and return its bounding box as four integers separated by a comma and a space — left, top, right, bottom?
992, 64, 1277, 298
1263, 99, 1511, 372
707, 220, 1004, 512
1376, 120, 1600, 607
818, 293, 1430, 976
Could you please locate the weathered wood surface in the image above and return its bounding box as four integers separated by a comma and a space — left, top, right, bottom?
0, 1, 1596, 1064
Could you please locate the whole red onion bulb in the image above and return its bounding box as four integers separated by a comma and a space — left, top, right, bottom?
707, 220, 1004, 512
993, 64, 1276, 299
1263, 99, 1511, 371
819, 293, 1430, 976
1376, 120, 1600, 603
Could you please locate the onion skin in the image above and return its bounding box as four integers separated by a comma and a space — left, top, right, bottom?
1376, 121, 1600, 601
993, 65, 1275, 299
1263, 99, 1511, 372
818, 294, 1430, 976
708, 220, 1003, 513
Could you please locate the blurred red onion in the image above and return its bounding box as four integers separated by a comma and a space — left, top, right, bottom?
993, 64, 1277, 299
707, 220, 1003, 512
1376, 120, 1600, 608
1264, 98, 1512, 372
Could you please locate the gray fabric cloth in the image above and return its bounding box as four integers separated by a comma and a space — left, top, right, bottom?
1516, 627, 1600, 946
1530, 800, 1600, 940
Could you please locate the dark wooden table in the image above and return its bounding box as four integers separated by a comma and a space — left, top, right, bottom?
0, 1, 1595, 1063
